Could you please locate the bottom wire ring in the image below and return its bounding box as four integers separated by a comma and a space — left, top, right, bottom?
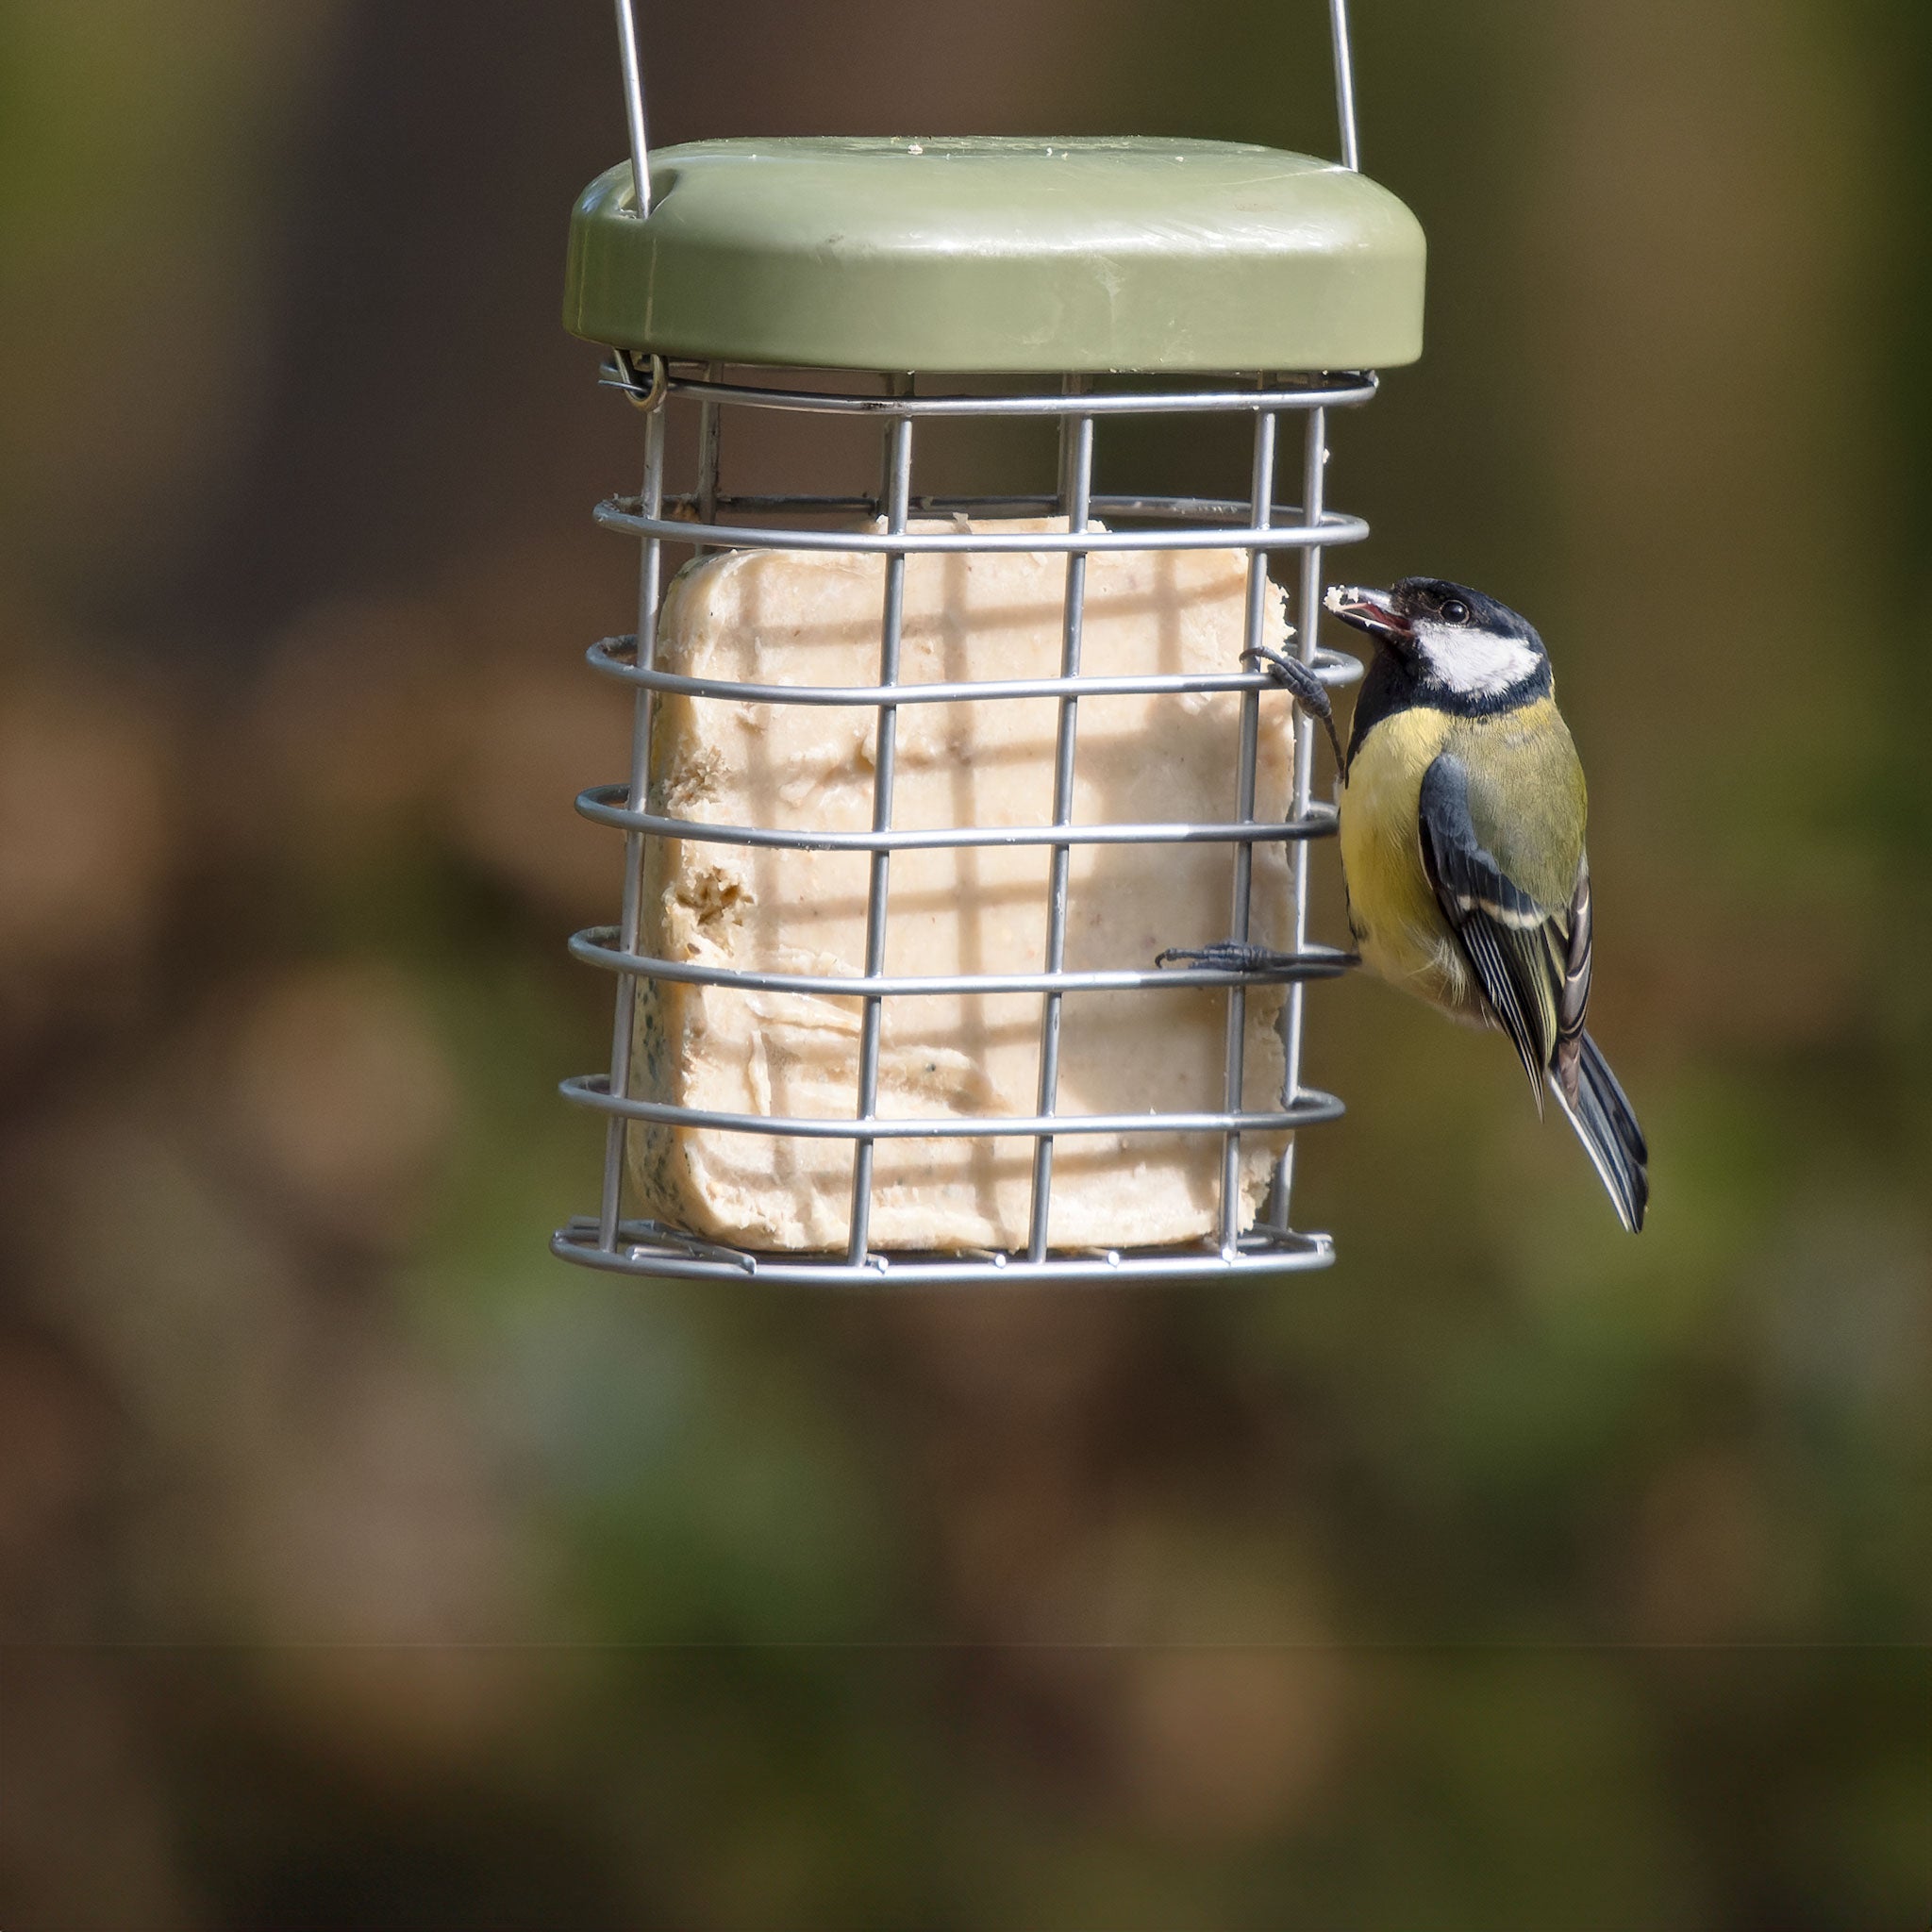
551, 1218, 1334, 1289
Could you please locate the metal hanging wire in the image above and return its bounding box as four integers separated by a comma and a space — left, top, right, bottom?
613, 0, 652, 211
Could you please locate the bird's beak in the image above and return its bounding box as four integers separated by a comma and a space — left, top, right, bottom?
1324, 584, 1413, 644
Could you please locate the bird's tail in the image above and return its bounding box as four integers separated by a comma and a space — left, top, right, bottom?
1548, 1031, 1649, 1232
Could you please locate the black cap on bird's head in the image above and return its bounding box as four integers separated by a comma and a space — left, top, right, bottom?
1325, 577, 1551, 707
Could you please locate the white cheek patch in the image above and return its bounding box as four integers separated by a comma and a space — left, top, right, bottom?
1416, 621, 1541, 697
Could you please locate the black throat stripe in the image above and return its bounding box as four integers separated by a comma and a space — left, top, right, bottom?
1343, 646, 1553, 771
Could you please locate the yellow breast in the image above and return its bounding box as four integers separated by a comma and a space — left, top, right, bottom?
1339, 705, 1480, 1018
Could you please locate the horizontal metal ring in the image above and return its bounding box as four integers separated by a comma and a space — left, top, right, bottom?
665, 490, 1349, 526
559, 1073, 1345, 1139
586, 635, 1364, 706
552, 1220, 1336, 1287
567, 926, 1355, 994
594, 499, 1369, 555
599, 365, 1378, 418
575, 786, 1338, 851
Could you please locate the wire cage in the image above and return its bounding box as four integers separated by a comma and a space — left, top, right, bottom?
553, 5, 1424, 1288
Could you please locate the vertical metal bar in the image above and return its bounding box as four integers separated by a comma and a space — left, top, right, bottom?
597, 403, 669, 1249
612, 0, 652, 211
1328, 0, 1361, 172
847, 379, 915, 1265
1026, 379, 1093, 1262
1217, 402, 1279, 1253
1269, 406, 1331, 1231
1056, 399, 1078, 518
877, 371, 905, 517
694, 361, 723, 556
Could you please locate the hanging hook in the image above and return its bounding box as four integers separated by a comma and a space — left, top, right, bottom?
613, 0, 652, 212
616, 351, 668, 411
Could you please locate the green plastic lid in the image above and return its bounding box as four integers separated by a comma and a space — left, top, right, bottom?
563, 136, 1424, 375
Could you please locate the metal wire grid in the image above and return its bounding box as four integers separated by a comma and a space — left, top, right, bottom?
551, 367, 1370, 1287
553, 0, 1374, 1287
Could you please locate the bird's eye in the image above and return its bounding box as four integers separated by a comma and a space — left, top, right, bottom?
1440, 598, 1471, 625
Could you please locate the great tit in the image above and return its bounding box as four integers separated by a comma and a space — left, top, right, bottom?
1160, 576, 1648, 1232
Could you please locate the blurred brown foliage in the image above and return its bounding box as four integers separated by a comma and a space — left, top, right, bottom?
0, 1, 1926, 1928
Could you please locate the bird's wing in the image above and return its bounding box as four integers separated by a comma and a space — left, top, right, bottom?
1552, 860, 1592, 1104
1418, 753, 1584, 1105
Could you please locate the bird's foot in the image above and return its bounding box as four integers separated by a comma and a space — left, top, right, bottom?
1242, 643, 1345, 771
1156, 941, 1304, 975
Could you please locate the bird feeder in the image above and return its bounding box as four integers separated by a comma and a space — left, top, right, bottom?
552, 3, 1424, 1287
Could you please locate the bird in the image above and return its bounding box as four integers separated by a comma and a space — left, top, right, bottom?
1158, 575, 1648, 1231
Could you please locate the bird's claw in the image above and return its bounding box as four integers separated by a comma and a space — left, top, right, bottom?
1243, 644, 1345, 772
1156, 942, 1303, 975
1242, 642, 1325, 708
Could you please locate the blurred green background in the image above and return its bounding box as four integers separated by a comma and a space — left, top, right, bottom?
1, 2, 1926, 1926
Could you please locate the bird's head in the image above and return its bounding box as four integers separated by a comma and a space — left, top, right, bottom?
1324, 577, 1550, 706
